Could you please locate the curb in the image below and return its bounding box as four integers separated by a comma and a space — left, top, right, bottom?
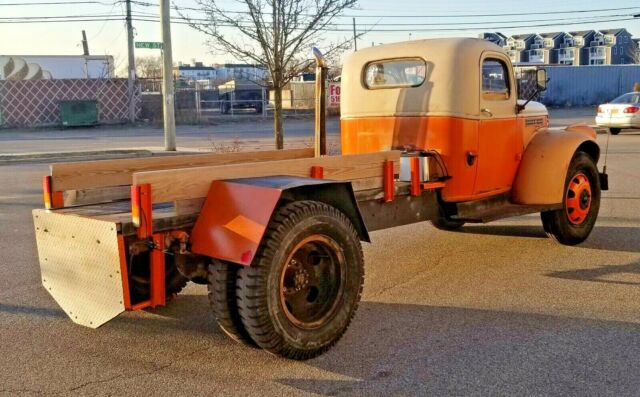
0, 149, 153, 165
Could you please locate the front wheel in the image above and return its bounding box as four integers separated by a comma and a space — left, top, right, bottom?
541, 151, 600, 245
431, 201, 465, 231
236, 201, 364, 360
609, 128, 621, 135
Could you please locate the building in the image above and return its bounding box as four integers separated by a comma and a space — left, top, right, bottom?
590, 29, 636, 65
503, 34, 537, 63
175, 61, 217, 81
215, 63, 268, 82
0, 55, 114, 80
479, 32, 507, 47
561, 31, 597, 65
527, 32, 572, 64
484, 28, 638, 65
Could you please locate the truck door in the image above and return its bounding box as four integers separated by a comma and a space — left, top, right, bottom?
474, 54, 519, 197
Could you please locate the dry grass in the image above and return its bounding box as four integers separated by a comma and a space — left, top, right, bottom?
206, 134, 243, 153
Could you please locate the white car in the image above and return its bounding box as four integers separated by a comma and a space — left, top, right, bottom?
595, 92, 640, 135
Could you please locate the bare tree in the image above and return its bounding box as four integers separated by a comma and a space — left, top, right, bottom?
178, 0, 358, 149
136, 56, 163, 79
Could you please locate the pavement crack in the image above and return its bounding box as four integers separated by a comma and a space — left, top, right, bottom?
0, 388, 49, 395
369, 254, 446, 299
67, 346, 212, 393
68, 374, 125, 392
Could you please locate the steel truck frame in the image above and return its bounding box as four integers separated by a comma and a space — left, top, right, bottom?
33, 38, 607, 360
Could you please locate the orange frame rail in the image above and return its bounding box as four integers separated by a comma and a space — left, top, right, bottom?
127, 184, 166, 310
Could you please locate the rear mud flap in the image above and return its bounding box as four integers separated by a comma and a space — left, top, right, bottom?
33, 209, 125, 328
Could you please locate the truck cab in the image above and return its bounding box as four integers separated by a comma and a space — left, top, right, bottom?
341, 38, 604, 244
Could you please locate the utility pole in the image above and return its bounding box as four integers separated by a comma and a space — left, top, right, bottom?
352, 18, 357, 51
125, 0, 136, 123
81, 30, 89, 55
160, 0, 176, 151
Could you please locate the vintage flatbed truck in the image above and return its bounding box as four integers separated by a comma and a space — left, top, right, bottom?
33, 39, 607, 360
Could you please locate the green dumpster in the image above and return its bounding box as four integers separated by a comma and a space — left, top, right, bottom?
59, 100, 98, 127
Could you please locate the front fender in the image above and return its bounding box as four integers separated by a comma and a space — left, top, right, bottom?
512, 125, 600, 205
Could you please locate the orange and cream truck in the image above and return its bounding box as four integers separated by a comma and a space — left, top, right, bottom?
32, 38, 607, 360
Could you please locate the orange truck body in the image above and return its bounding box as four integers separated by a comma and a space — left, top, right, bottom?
340, 38, 601, 206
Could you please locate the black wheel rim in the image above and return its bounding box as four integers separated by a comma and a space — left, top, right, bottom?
279, 234, 346, 329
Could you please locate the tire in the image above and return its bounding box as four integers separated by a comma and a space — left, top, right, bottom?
431, 202, 465, 231
130, 252, 188, 300
609, 128, 621, 135
236, 201, 364, 360
541, 151, 600, 245
207, 260, 255, 345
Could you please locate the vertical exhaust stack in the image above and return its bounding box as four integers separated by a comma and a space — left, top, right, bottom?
313, 47, 328, 158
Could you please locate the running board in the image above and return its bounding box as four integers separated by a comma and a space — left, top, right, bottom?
453, 193, 562, 223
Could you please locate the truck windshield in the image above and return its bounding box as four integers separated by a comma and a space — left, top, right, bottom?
364, 58, 426, 89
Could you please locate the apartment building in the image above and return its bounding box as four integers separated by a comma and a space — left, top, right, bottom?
484, 28, 638, 65
503, 34, 537, 63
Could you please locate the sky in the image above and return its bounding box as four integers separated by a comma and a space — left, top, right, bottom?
1, 0, 639, 75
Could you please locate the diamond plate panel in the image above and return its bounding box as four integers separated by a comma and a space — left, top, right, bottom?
0, 79, 141, 128
33, 209, 125, 328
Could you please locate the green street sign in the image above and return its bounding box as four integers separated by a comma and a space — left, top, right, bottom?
135, 41, 163, 49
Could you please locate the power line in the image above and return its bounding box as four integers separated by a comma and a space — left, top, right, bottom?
154, 2, 640, 19
1, 15, 634, 31
160, 12, 636, 27
0, 1, 112, 5
0, 18, 125, 23
129, 15, 637, 32
0, 13, 125, 20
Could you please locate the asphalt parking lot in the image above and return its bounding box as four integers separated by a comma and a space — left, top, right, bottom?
1, 128, 640, 396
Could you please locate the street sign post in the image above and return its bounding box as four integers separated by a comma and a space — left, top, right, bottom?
135, 42, 163, 49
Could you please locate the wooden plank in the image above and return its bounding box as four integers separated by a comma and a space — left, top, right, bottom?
350, 176, 383, 192
51, 148, 315, 191
62, 185, 130, 207
133, 151, 401, 203
174, 198, 205, 215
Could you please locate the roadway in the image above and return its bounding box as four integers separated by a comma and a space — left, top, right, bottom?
1, 123, 640, 395
0, 107, 595, 155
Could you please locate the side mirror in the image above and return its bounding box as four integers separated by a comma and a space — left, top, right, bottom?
536, 69, 548, 91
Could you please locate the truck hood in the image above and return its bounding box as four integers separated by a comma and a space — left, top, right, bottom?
517, 100, 548, 117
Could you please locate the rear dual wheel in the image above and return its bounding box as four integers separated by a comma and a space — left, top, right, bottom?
609, 128, 621, 135
208, 260, 255, 345
208, 201, 364, 360
129, 252, 188, 301
541, 151, 600, 245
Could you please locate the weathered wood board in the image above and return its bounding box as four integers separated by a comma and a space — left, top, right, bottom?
133, 151, 401, 203
51, 148, 315, 191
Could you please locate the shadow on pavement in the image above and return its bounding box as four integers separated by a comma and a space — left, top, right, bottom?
0, 303, 65, 318
459, 224, 640, 253
547, 260, 640, 286
5, 294, 640, 394
460, 224, 547, 239
276, 302, 640, 395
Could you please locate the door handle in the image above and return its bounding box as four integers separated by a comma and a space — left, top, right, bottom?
481, 108, 493, 117
466, 151, 477, 166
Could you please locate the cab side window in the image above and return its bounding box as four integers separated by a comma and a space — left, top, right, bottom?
482, 59, 510, 100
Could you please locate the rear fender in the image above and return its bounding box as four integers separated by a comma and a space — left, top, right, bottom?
190, 176, 369, 266
511, 126, 600, 205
